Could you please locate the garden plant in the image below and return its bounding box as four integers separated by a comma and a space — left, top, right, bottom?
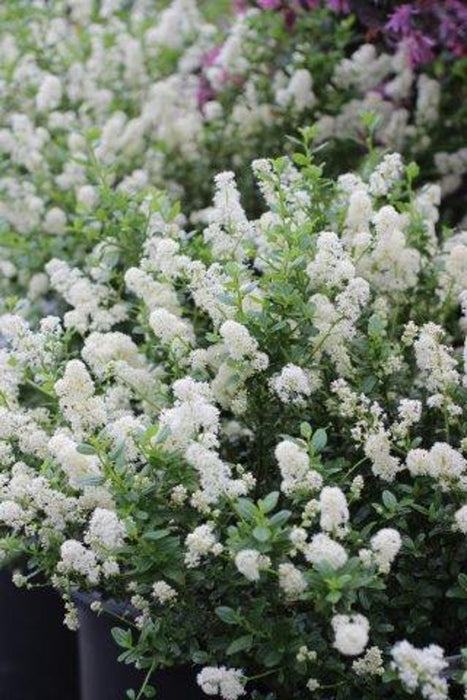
0, 2, 466, 700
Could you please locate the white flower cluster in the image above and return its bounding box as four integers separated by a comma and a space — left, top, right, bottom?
197, 666, 245, 700
352, 646, 384, 677
319, 486, 349, 538
332, 614, 370, 657
0, 137, 465, 698
270, 364, 318, 405
406, 443, 467, 491
85, 508, 126, 551
234, 549, 270, 582
275, 440, 323, 496
152, 581, 178, 605
185, 523, 223, 568
46, 259, 127, 333
391, 641, 449, 700
359, 528, 402, 573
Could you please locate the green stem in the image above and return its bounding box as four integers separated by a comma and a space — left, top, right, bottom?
247, 668, 279, 682
136, 660, 156, 700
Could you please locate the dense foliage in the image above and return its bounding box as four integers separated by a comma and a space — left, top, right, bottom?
0, 2, 466, 699
1, 0, 466, 298
0, 141, 467, 698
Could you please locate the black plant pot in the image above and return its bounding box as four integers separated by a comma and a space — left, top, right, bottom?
75, 593, 208, 700
0, 570, 79, 700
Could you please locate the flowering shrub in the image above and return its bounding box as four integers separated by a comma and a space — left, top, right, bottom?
243, 0, 467, 64
216, 2, 467, 201
1, 140, 467, 698
1, 0, 466, 304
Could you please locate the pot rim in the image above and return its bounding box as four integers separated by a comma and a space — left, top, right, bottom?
71, 590, 137, 620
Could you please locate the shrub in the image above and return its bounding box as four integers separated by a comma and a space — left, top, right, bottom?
1, 0, 465, 300
0, 143, 466, 698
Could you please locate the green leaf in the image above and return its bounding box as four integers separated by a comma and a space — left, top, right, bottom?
143, 529, 171, 541
111, 627, 132, 649
235, 499, 257, 522
382, 491, 398, 510
269, 510, 291, 528
262, 648, 283, 667
167, 201, 181, 221
215, 606, 238, 625
326, 590, 342, 604
360, 110, 377, 130
76, 474, 104, 487
406, 161, 420, 182
311, 428, 327, 453
227, 635, 253, 655
300, 422, 312, 440
76, 443, 96, 455
292, 153, 309, 167
368, 315, 384, 338
260, 492, 279, 514
192, 651, 209, 664
153, 425, 171, 444
253, 526, 271, 542
86, 126, 101, 141
361, 375, 378, 393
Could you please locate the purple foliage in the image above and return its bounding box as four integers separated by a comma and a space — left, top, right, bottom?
241, 0, 466, 64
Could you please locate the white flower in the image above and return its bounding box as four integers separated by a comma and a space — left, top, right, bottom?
86, 508, 126, 551
275, 440, 323, 495
82, 331, 144, 378
43, 207, 67, 235
332, 614, 370, 656
305, 533, 348, 570
77, 185, 98, 209
185, 443, 250, 504
307, 231, 355, 288
369, 153, 404, 196
414, 324, 460, 399
270, 364, 318, 405
219, 321, 258, 361
350, 475, 364, 499
306, 678, 320, 692
319, 486, 349, 537
54, 359, 106, 438
234, 549, 269, 582
364, 430, 402, 482
149, 308, 193, 346
48, 433, 101, 489
152, 580, 178, 604
406, 448, 430, 477
275, 69, 316, 112
159, 378, 220, 452
352, 646, 384, 676
416, 76, 440, 127
204, 171, 254, 261
393, 399, 422, 438
58, 540, 100, 585
426, 443, 466, 490
36, 74, 62, 112
185, 523, 220, 568
370, 528, 401, 573
0, 501, 27, 530
454, 505, 467, 534
197, 667, 245, 699
278, 563, 307, 598
391, 641, 449, 700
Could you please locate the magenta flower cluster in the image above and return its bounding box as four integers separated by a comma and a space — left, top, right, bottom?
238, 1, 467, 66
385, 1, 467, 66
